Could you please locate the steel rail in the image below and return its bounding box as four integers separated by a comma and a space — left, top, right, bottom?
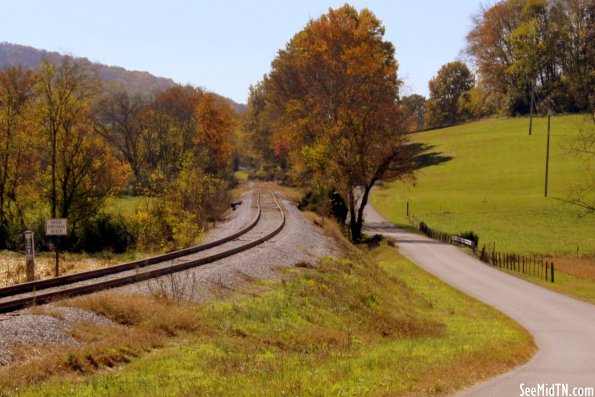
0, 193, 261, 299
0, 190, 284, 312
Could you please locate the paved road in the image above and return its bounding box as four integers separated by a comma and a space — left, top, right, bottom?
364, 204, 595, 397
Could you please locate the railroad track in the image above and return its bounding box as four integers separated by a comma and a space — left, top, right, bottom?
0, 188, 285, 313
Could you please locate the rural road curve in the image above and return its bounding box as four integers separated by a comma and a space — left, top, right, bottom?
363, 204, 595, 397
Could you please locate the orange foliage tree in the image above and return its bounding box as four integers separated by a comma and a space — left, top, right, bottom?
195, 92, 235, 173
262, 5, 415, 241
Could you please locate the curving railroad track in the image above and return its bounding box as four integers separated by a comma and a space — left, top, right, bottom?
0, 188, 285, 313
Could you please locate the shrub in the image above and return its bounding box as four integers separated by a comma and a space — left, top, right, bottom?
459, 230, 479, 246
298, 189, 347, 225
77, 214, 132, 253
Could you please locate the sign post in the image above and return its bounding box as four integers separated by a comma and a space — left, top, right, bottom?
46, 218, 67, 277
24, 230, 35, 282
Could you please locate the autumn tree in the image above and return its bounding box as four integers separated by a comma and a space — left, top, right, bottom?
95, 90, 148, 192
119, 86, 237, 249
153, 85, 203, 160
0, 67, 37, 247
35, 59, 128, 233
401, 94, 427, 132
426, 61, 475, 128
136, 85, 203, 193
195, 92, 236, 174
466, 0, 594, 115
261, 5, 415, 241
556, 0, 595, 113
466, 0, 526, 113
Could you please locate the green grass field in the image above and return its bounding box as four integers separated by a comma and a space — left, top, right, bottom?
234, 170, 250, 181
372, 115, 595, 257
106, 195, 152, 217
2, 245, 533, 396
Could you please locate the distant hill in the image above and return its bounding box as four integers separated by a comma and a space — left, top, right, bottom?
0, 42, 177, 94
0, 42, 246, 112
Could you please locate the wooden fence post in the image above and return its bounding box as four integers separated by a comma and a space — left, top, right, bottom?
522, 256, 525, 274
551, 262, 554, 283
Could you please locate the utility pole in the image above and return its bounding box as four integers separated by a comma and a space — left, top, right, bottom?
544, 110, 551, 197
529, 81, 535, 135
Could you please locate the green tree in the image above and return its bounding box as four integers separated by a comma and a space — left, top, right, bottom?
35, 59, 128, 234
426, 61, 475, 128
240, 83, 279, 178
262, 4, 415, 241
0, 67, 37, 248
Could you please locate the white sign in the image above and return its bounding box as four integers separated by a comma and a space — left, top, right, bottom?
24, 231, 35, 258
46, 218, 67, 236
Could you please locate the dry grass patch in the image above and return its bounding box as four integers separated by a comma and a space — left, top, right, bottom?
271, 184, 306, 203
0, 291, 207, 394
63, 291, 204, 336
0, 321, 158, 391
553, 256, 595, 281
0, 251, 151, 287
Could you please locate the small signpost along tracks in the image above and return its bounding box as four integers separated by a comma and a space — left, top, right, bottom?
0, 188, 285, 313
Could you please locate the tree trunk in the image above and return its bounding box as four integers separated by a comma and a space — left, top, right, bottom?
348, 189, 358, 241
348, 183, 373, 243
51, 129, 57, 218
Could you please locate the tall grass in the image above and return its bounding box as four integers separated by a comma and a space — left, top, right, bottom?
0, 250, 151, 286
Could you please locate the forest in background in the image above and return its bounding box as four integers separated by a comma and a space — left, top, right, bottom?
2, 0, 593, 250
0, 57, 239, 254
403, 0, 593, 131
238, 0, 593, 241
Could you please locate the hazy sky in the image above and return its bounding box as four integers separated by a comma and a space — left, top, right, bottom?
1, 0, 482, 103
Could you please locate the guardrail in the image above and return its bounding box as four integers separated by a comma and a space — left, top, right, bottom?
409, 216, 554, 283
451, 236, 476, 250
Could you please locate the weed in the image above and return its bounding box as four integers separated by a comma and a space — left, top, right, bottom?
1, 244, 534, 396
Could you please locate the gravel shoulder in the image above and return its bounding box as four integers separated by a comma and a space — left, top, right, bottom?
0, 185, 340, 367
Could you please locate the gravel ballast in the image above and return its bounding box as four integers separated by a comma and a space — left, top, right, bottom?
125, 187, 340, 301
0, 185, 341, 367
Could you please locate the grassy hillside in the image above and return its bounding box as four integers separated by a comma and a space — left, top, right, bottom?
372, 115, 594, 257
